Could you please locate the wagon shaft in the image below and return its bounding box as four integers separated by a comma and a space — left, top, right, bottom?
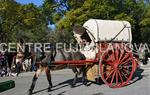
54, 60, 98, 64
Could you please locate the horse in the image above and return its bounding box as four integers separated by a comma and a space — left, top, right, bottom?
27, 45, 91, 95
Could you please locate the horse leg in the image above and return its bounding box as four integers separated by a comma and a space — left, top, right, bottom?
82, 65, 93, 86
81, 66, 88, 85
45, 67, 53, 92
28, 68, 41, 95
71, 67, 78, 87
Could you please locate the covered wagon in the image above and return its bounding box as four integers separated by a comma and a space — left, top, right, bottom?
73, 19, 138, 88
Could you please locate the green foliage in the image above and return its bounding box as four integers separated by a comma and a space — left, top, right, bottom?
0, 0, 48, 42
140, 6, 150, 26
114, 13, 135, 24
140, 5, 150, 43
48, 30, 73, 43
47, 0, 149, 43
55, 0, 116, 30
0, 0, 150, 43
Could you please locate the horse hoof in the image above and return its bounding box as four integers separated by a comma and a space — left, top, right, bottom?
82, 80, 88, 86
47, 87, 52, 92
27, 90, 32, 95
70, 84, 75, 88
47, 84, 53, 92
83, 82, 87, 86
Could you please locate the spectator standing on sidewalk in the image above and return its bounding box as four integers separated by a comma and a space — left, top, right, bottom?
139, 43, 145, 66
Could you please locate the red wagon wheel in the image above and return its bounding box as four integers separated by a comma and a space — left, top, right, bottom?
100, 48, 137, 88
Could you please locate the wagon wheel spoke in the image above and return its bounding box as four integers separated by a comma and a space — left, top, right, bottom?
110, 71, 116, 85
120, 60, 133, 71
123, 64, 133, 73
112, 49, 115, 60
105, 70, 115, 80
102, 68, 113, 75
120, 70, 128, 79
120, 57, 132, 65
116, 71, 118, 85
122, 68, 130, 75
102, 63, 113, 75
118, 70, 124, 83
115, 49, 119, 60
107, 50, 113, 61
120, 53, 131, 64
109, 50, 117, 59
123, 64, 132, 70
119, 50, 125, 61
102, 71, 108, 75
103, 52, 112, 60
112, 49, 117, 60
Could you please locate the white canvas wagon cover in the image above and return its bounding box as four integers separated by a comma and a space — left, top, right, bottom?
83, 19, 132, 42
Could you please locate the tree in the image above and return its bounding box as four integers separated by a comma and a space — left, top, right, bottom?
0, 0, 49, 42
44, 0, 148, 43
54, 0, 116, 30
140, 5, 150, 43
0, 0, 150, 44
113, 0, 146, 43
0, 0, 20, 42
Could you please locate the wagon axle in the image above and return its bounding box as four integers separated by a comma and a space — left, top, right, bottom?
112, 61, 120, 70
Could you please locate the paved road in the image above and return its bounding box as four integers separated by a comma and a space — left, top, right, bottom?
0, 66, 150, 95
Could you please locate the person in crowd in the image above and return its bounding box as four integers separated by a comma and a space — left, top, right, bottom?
138, 43, 145, 66
0, 51, 9, 77
11, 38, 24, 76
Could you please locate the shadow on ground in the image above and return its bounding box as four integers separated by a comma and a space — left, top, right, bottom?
128, 67, 149, 86
32, 67, 147, 94
32, 77, 104, 95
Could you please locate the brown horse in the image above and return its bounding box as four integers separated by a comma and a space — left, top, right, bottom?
27, 45, 90, 95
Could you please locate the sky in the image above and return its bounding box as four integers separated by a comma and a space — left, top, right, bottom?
15, 0, 43, 6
